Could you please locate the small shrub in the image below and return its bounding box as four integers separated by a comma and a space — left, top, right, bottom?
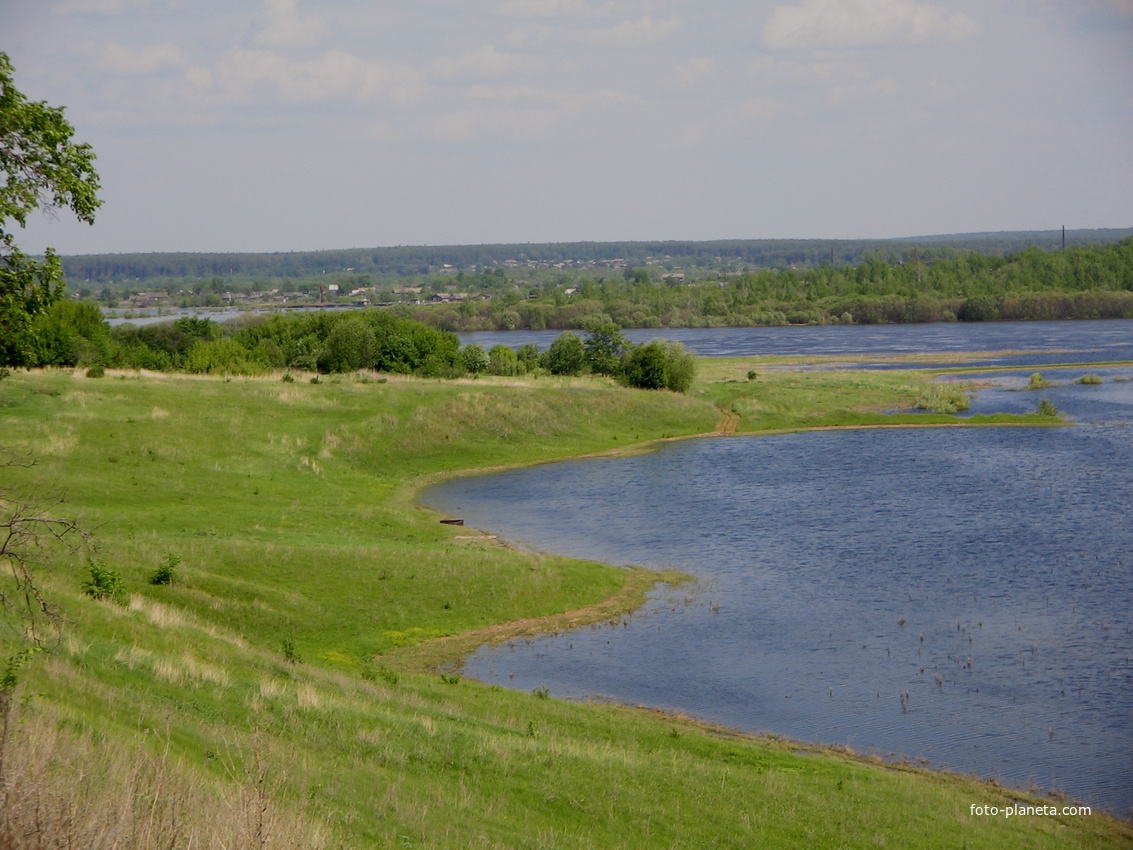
747, 370, 758, 381
85, 364, 105, 378
914, 384, 970, 414
440, 673, 460, 685
281, 372, 295, 383
1075, 374, 1103, 385
149, 552, 181, 586
362, 665, 400, 686
282, 636, 301, 664
1036, 397, 1059, 417
532, 685, 550, 699
1027, 372, 1051, 390
81, 559, 127, 604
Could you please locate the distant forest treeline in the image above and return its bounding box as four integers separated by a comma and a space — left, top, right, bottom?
11, 236, 1133, 372
406, 237, 1133, 331
62, 229, 1133, 287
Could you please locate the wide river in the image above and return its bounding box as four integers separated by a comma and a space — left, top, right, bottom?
425, 320, 1133, 816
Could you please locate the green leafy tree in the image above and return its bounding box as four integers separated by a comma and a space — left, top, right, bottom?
623, 341, 668, 389
541, 331, 586, 375
488, 344, 520, 376
661, 340, 697, 392
460, 343, 490, 374
184, 337, 267, 376
583, 321, 628, 376
516, 342, 541, 372
622, 339, 696, 392
1, 52, 101, 366
29, 299, 111, 366
958, 294, 1001, 322
318, 316, 377, 373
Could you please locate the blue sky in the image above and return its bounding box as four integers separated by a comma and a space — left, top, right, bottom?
5, 0, 1133, 254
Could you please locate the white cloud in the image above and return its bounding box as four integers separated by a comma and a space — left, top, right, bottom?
496, 0, 600, 19
185, 49, 424, 105
749, 55, 837, 85
58, 0, 148, 13
739, 96, 781, 121
431, 46, 539, 81
98, 43, 186, 76
674, 57, 716, 88
581, 14, 682, 47
249, 0, 331, 48
764, 0, 978, 50
428, 86, 635, 140
828, 77, 900, 105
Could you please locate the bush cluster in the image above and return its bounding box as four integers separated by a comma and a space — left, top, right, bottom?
21, 308, 465, 377
537, 323, 696, 392
16, 303, 695, 390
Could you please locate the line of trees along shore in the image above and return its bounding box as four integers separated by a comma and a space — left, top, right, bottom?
13, 305, 697, 392
4, 240, 1128, 376
406, 238, 1133, 332
5, 238, 1132, 377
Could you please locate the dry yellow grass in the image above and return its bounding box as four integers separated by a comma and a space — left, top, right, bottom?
0, 702, 329, 849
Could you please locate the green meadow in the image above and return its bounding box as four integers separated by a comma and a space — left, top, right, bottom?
0, 365, 1126, 849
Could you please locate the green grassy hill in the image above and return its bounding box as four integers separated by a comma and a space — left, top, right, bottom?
0, 367, 1127, 848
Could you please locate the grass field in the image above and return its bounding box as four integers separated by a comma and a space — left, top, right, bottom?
0, 365, 1125, 849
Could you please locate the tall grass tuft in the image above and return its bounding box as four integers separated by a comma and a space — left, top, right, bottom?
0, 702, 328, 849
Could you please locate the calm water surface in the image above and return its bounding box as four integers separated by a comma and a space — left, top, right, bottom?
461, 318, 1133, 366
425, 323, 1133, 816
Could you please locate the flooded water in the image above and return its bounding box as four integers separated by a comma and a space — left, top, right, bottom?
425, 321, 1133, 816
461, 318, 1133, 367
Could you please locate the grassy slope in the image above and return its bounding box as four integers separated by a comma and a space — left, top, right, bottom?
0, 367, 1124, 849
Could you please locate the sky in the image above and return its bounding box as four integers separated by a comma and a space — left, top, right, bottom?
4, 0, 1133, 255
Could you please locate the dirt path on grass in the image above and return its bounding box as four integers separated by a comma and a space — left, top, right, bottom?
715, 410, 740, 435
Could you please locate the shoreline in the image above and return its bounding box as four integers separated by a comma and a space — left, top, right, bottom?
399, 404, 1126, 820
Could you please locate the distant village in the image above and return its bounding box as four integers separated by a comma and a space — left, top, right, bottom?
89, 253, 697, 318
